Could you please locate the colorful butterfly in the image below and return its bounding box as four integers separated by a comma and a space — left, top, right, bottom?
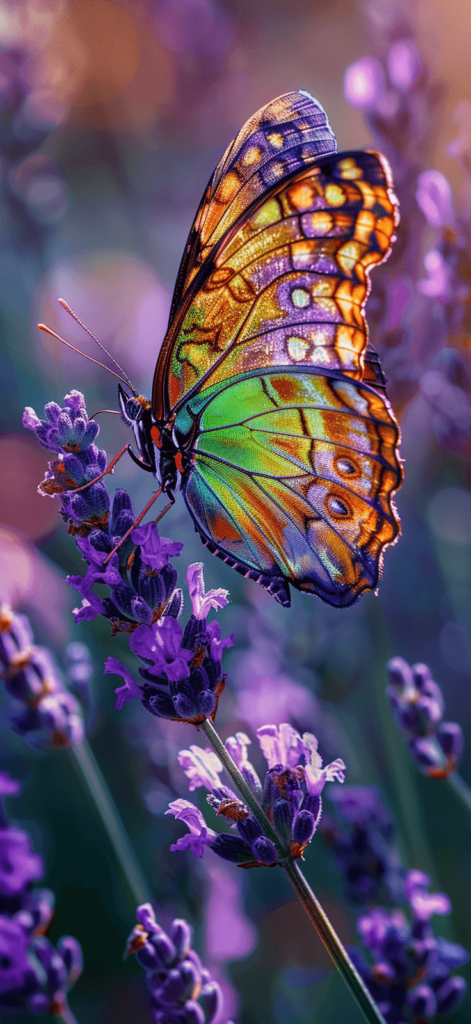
120, 90, 403, 609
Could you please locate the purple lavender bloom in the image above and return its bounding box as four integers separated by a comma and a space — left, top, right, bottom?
105, 564, 233, 724
177, 747, 224, 792
23, 391, 109, 537
386, 657, 463, 777
171, 723, 345, 868
321, 785, 405, 905
0, 607, 84, 750
24, 391, 232, 724
0, 828, 43, 898
353, 871, 468, 1024
126, 902, 232, 1024
0, 774, 82, 1016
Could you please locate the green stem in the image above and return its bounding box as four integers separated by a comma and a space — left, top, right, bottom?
283, 859, 387, 1024
447, 771, 471, 816
200, 719, 387, 1024
55, 1002, 80, 1024
70, 739, 153, 907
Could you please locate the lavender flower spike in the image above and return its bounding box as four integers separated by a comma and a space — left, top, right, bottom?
353, 870, 468, 1023
386, 657, 463, 778
171, 722, 346, 867
0, 773, 82, 1016
126, 903, 233, 1024
0, 606, 84, 750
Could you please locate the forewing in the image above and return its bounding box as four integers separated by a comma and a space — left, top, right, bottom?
169, 90, 337, 316
153, 89, 337, 420
175, 369, 402, 608
154, 149, 398, 420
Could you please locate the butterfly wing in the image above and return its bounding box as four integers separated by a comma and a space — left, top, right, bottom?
153, 144, 398, 421
154, 91, 402, 607
154, 90, 338, 420
174, 368, 402, 607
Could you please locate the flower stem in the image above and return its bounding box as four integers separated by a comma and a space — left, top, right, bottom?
283, 858, 387, 1024
200, 719, 285, 856
201, 719, 387, 1024
447, 771, 471, 816
70, 739, 153, 907
55, 1003, 80, 1024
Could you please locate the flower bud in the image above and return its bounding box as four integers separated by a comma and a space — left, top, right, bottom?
210, 833, 253, 864
406, 983, 436, 1017
273, 799, 294, 842
292, 810, 316, 845
170, 919, 192, 960
435, 976, 467, 1015
182, 1000, 206, 1024
237, 815, 263, 846
436, 721, 463, 766
199, 982, 224, 1023
251, 836, 278, 865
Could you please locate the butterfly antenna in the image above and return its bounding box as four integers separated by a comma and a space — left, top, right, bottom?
37, 323, 134, 390
57, 298, 138, 396
91, 409, 122, 418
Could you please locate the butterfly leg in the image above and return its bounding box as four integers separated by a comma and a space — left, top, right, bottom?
153, 497, 174, 526
103, 487, 163, 565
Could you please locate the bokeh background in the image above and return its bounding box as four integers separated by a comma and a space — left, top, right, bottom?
1, 0, 471, 1021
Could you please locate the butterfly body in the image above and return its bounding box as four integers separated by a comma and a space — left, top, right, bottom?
123, 91, 402, 608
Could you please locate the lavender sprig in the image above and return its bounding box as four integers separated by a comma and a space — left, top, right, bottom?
386, 657, 471, 820
0, 606, 84, 750
352, 871, 468, 1023
168, 725, 345, 867
0, 602, 151, 907
0, 772, 82, 1018
23, 391, 234, 726
126, 903, 234, 1024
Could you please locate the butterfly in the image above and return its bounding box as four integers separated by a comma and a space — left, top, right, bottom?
118, 90, 402, 609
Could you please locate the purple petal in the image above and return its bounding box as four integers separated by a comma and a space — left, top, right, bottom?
186, 563, 229, 619
72, 594, 104, 623
104, 657, 142, 710
177, 746, 223, 791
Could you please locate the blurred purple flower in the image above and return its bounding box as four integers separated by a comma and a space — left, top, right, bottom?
418, 250, 453, 299
387, 40, 422, 91
0, 828, 43, 898
416, 171, 454, 228
344, 57, 386, 109
405, 870, 451, 921
387, 657, 464, 777
0, 607, 84, 750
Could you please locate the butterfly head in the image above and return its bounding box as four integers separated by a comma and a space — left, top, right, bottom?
118, 384, 158, 472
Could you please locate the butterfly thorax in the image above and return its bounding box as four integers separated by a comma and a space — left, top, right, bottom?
118, 383, 193, 498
